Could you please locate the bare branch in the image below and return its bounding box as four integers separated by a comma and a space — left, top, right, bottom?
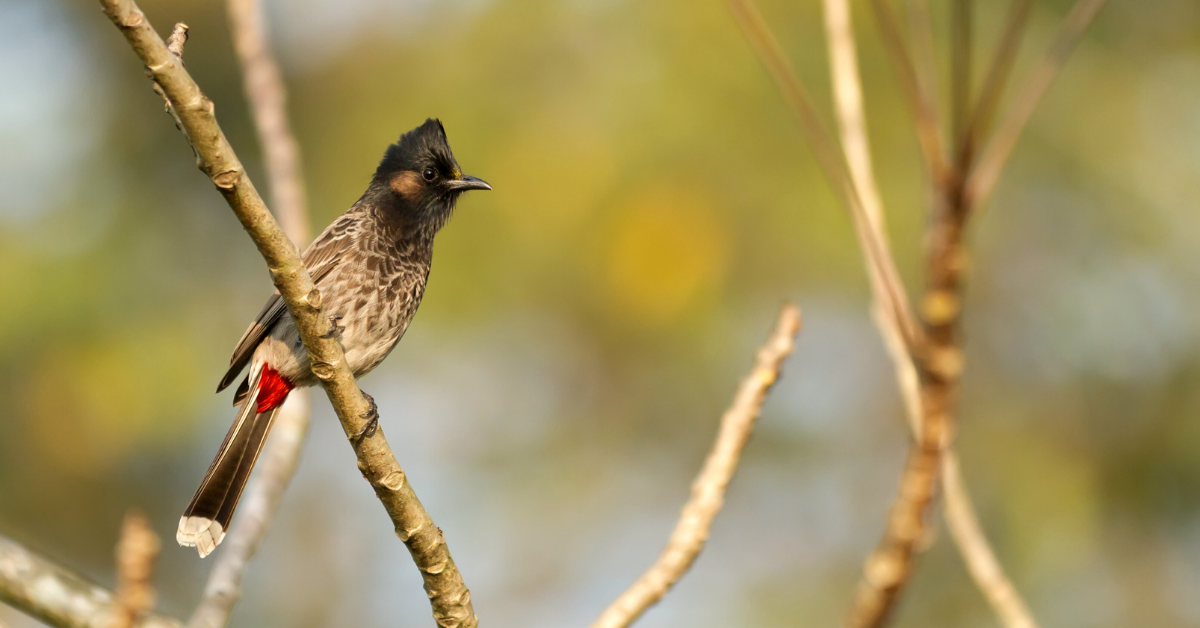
225, 0, 309, 244
965, 0, 1108, 211
874, 302, 1041, 628
823, 0, 886, 234
943, 451, 1039, 628
821, 3, 1040, 626
825, 8, 946, 622
188, 1, 314, 624
0, 534, 182, 628
846, 435, 942, 628
96, 2, 476, 626
111, 512, 161, 628
590, 305, 802, 628
188, 395, 310, 628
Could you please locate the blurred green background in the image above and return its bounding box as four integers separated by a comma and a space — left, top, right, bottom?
1, 0, 1196, 626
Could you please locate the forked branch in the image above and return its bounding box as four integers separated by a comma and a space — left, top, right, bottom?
0, 533, 181, 628
734, 0, 1105, 626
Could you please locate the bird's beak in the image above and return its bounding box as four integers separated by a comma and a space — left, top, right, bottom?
446, 175, 492, 191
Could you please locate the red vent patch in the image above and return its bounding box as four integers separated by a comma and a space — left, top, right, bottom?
255, 365, 293, 413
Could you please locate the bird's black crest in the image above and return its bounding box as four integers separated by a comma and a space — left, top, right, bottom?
374, 119, 458, 181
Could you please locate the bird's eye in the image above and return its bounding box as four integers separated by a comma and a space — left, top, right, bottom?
422, 167, 437, 182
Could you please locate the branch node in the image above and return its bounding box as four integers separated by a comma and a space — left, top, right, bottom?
212, 170, 240, 190
304, 287, 323, 310
920, 291, 961, 326
309, 361, 337, 380
379, 470, 405, 492
111, 510, 161, 628
927, 347, 965, 382
166, 22, 189, 58
864, 553, 904, 588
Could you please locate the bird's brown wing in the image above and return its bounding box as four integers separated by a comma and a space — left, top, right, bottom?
216, 215, 356, 393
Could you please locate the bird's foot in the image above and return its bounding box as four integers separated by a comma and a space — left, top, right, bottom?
322, 314, 345, 340
351, 391, 378, 442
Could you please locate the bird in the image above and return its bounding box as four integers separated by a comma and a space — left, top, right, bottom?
177, 119, 490, 558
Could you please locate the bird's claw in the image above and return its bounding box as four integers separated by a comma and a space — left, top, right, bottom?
351, 391, 378, 442
322, 314, 345, 340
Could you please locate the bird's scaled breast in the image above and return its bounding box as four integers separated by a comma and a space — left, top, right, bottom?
334, 261, 427, 378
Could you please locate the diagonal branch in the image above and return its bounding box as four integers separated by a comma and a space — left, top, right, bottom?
96, 2, 477, 626
827, 8, 944, 623
224, 0, 309, 244
188, 0, 313, 624
589, 305, 802, 628
822, 1, 1040, 626
964, 0, 1108, 211
0, 533, 182, 628
942, 451, 1038, 628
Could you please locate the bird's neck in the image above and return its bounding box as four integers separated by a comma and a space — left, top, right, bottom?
356, 184, 439, 259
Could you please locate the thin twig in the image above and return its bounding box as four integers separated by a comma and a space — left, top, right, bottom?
224, 0, 309, 243
904, 0, 943, 172
865, 0, 946, 181
962, 0, 1032, 166
964, 0, 1108, 211
823, 0, 886, 234
589, 305, 802, 628
726, 0, 919, 354
150, 23, 189, 134
943, 451, 1038, 628
166, 23, 188, 58
96, 2, 476, 626
111, 512, 161, 628
951, 0, 973, 156
188, 1, 313, 625
0, 534, 183, 628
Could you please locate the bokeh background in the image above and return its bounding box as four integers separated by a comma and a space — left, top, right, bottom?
1, 0, 1196, 626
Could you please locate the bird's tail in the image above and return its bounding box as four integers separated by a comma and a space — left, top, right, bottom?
178, 361, 293, 558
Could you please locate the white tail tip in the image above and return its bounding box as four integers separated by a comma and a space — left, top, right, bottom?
177, 516, 225, 558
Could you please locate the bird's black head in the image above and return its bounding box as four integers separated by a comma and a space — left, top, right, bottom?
373, 119, 490, 233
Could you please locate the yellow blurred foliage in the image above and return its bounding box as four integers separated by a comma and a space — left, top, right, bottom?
490, 121, 618, 246
24, 327, 204, 475
603, 186, 730, 326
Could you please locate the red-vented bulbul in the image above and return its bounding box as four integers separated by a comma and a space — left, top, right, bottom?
178, 119, 490, 557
